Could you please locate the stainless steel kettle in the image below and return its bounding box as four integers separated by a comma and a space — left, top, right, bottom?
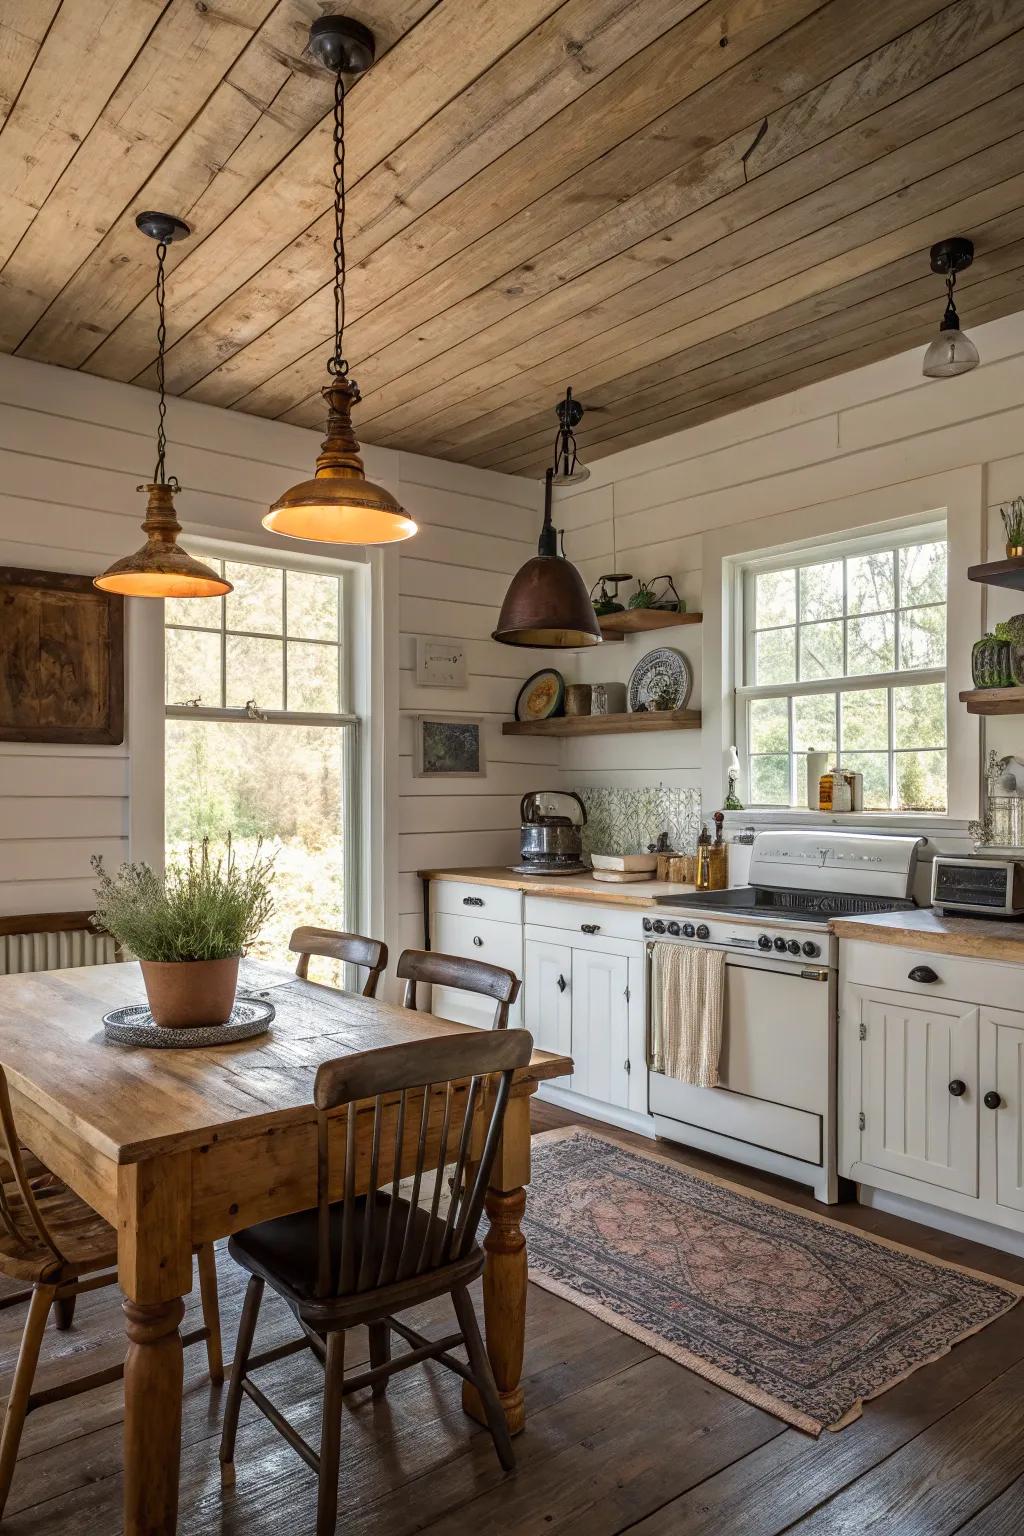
519, 790, 587, 865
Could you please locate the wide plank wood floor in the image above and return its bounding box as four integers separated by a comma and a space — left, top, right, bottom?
1, 1100, 1022, 1533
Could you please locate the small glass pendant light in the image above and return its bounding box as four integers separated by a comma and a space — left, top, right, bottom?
95, 214, 232, 599
492, 388, 602, 647
922, 236, 980, 379
264, 17, 416, 546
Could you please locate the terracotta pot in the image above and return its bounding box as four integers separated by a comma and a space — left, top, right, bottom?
139, 955, 240, 1029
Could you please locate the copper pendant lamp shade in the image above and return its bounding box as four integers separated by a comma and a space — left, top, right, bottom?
95, 213, 231, 600
492, 461, 602, 649
265, 18, 414, 547
263, 378, 416, 545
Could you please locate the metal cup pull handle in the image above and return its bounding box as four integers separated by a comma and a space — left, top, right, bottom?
581, 923, 600, 934
908, 965, 939, 984
948, 1079, 967, 1097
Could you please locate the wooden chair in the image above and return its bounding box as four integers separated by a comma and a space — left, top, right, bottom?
289, 927, 388, 997
396, 949, 520, 1030
0, 1070, 223, 1516
219, 1026, 535, 1533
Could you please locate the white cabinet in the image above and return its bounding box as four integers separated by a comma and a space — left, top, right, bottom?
570, 949, 631, 1110
524, 938, 573, 1073
430, 898, 523, 1031
991, 1008, 1024, 1216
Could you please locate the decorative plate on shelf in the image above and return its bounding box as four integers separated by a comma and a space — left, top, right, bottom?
515, 668, 565, 721
626, 648, 692, 712
101, 997, 275, 1048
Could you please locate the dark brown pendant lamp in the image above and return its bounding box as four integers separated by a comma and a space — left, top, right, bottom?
264, 17, 416, 546
95, 214, 232, 599
492, 388, 602, 647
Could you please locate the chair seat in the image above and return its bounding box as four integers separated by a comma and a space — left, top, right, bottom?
228, 1192, 484, 1324
0, 1161, 116, 1284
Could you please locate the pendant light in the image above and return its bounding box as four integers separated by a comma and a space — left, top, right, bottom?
263, 17, 416, 546
95, 214, 232, 599
492, 388, 602, 647
922, 236, 980, 379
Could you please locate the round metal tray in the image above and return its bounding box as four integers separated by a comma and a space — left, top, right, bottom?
102, 996, 275, 1048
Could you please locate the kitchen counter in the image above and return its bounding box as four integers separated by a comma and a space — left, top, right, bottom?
419, 865, 696, 908
831, 906, 1024, 964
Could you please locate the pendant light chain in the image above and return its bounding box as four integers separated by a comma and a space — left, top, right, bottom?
328, 68, 349, 379
153, 238, 177, 488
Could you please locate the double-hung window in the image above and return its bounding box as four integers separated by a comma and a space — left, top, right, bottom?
737, 528, 947, 812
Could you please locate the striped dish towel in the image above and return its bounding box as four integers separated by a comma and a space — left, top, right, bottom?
651, 942, 725, 1088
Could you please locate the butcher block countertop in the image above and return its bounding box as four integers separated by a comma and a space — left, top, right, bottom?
831, 906, 1024, 964
420, 866, 696, 908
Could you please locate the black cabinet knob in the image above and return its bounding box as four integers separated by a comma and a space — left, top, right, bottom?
948, 1078, 967, 1097
984, 1090, 1002, 1110
581, 923, 600, 934
556, 974, 566, 993
472, 935, 483, 947
908, 965, 939, 984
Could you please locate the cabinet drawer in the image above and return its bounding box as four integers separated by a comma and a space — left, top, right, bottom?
432, 880, 522, 925
524, 896, 639, 943
840, 939, 1022, 1011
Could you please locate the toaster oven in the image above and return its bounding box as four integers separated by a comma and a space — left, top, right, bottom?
931, 855, 1024, 916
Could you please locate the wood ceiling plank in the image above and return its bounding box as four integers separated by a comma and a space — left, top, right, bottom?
357, 19, 1024, 450
78, 0, 568, 384
156, 0, 709, 403
0, 0, 282, 356
0, 2, 61, 130
175, 0, 811, 410
248, 0, 966, 427
366, 117, 1024, 457
0, 0, 169, 271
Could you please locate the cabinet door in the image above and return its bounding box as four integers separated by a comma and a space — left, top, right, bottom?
524, 939, 573, 1080
860, 990, 978, 1197
992, 1010, 1024, 1214
571, 949, 630, 1109
431, 912, 522, 1029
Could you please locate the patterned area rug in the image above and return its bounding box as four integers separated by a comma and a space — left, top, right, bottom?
525, 1129, 1022, 1435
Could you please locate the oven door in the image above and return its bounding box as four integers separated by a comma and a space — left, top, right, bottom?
646, 946, 831, 1166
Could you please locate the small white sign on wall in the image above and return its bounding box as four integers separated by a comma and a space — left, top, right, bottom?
415, 636, 467, 688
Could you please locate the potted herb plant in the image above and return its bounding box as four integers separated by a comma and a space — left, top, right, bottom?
91, 840, 274, 1028
1001, 497, 1024, 559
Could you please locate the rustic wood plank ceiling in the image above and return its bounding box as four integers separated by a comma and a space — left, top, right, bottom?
2, 0, 1024, 477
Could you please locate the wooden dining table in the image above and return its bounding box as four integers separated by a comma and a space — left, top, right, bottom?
0, 958, 572, 1535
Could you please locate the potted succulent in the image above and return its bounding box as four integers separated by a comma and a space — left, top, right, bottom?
91, 839, 274, 1028
1001, 497, 1024, 559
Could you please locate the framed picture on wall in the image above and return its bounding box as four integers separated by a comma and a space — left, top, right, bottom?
414, 715, 486, 779
415, 636, 468, 688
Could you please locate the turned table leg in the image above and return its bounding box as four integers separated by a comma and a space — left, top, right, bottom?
463, 1088, 532, 1436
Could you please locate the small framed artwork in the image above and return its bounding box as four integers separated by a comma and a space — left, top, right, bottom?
414, 715, 486, 779
415, 636, 467, 688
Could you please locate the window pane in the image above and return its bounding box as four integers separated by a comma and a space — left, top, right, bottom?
895, 750, 946, 811
893, 682, 945, 749
799, 561, 843, 622
755, 626, 796, 685
841, 688, 888, 752
799, 619, 843, 680
165, 580, 222, 631
793, 692, 836, 756
847, 613, 894, 675
899, 542, 946, 608
287, 641, 339, 713
750, 756, 790, 805
755, 569, 795, 629
749, 696, 789, 754
166, 628, 221, 706
847, 551, 894, 615
899, 604, 945, 669
287, 570, 339, 641
842, 751, 890, 810
226, 635, 283, 710
225, 561, 283, 635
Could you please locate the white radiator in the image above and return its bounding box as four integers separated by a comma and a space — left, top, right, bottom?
0, 928, 118, 976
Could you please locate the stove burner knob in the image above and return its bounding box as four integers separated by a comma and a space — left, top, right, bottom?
682, 922, 696, 939
802, 941, 820, 958
786, 940, 801, 956
757, 934, 772, 950
642, 918, 653, 933
695, 923, 710, 941
773, 936, 787, 952
652, 920, 666, 934
667, 921, 681, 936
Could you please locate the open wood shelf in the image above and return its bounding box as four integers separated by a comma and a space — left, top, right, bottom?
967, 557, 1024, 591
958, 686, 1024, 715
503, 708, 701, 737
598, 609, 702, 640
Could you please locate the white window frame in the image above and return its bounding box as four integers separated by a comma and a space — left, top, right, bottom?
736, 520, 949, 812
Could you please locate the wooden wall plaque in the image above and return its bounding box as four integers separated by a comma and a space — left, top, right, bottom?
0, 567, 124, 745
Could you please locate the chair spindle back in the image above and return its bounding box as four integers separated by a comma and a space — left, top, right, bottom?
0, 1069, 65, 1267
397, 949, 520, 1030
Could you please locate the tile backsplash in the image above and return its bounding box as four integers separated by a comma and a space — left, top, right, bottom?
576, 786, 701, 857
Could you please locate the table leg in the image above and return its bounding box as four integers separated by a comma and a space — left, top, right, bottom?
118, 1154, 193, 1536
462, 1088, 532, 1436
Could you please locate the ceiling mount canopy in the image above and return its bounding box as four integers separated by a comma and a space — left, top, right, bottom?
94, 214, 232, 599
264, 15, 416, 547
492, 387, 601, 648
922, 235, 980, 379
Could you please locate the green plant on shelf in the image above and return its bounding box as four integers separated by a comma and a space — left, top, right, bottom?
1001, 496, 1024, 552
